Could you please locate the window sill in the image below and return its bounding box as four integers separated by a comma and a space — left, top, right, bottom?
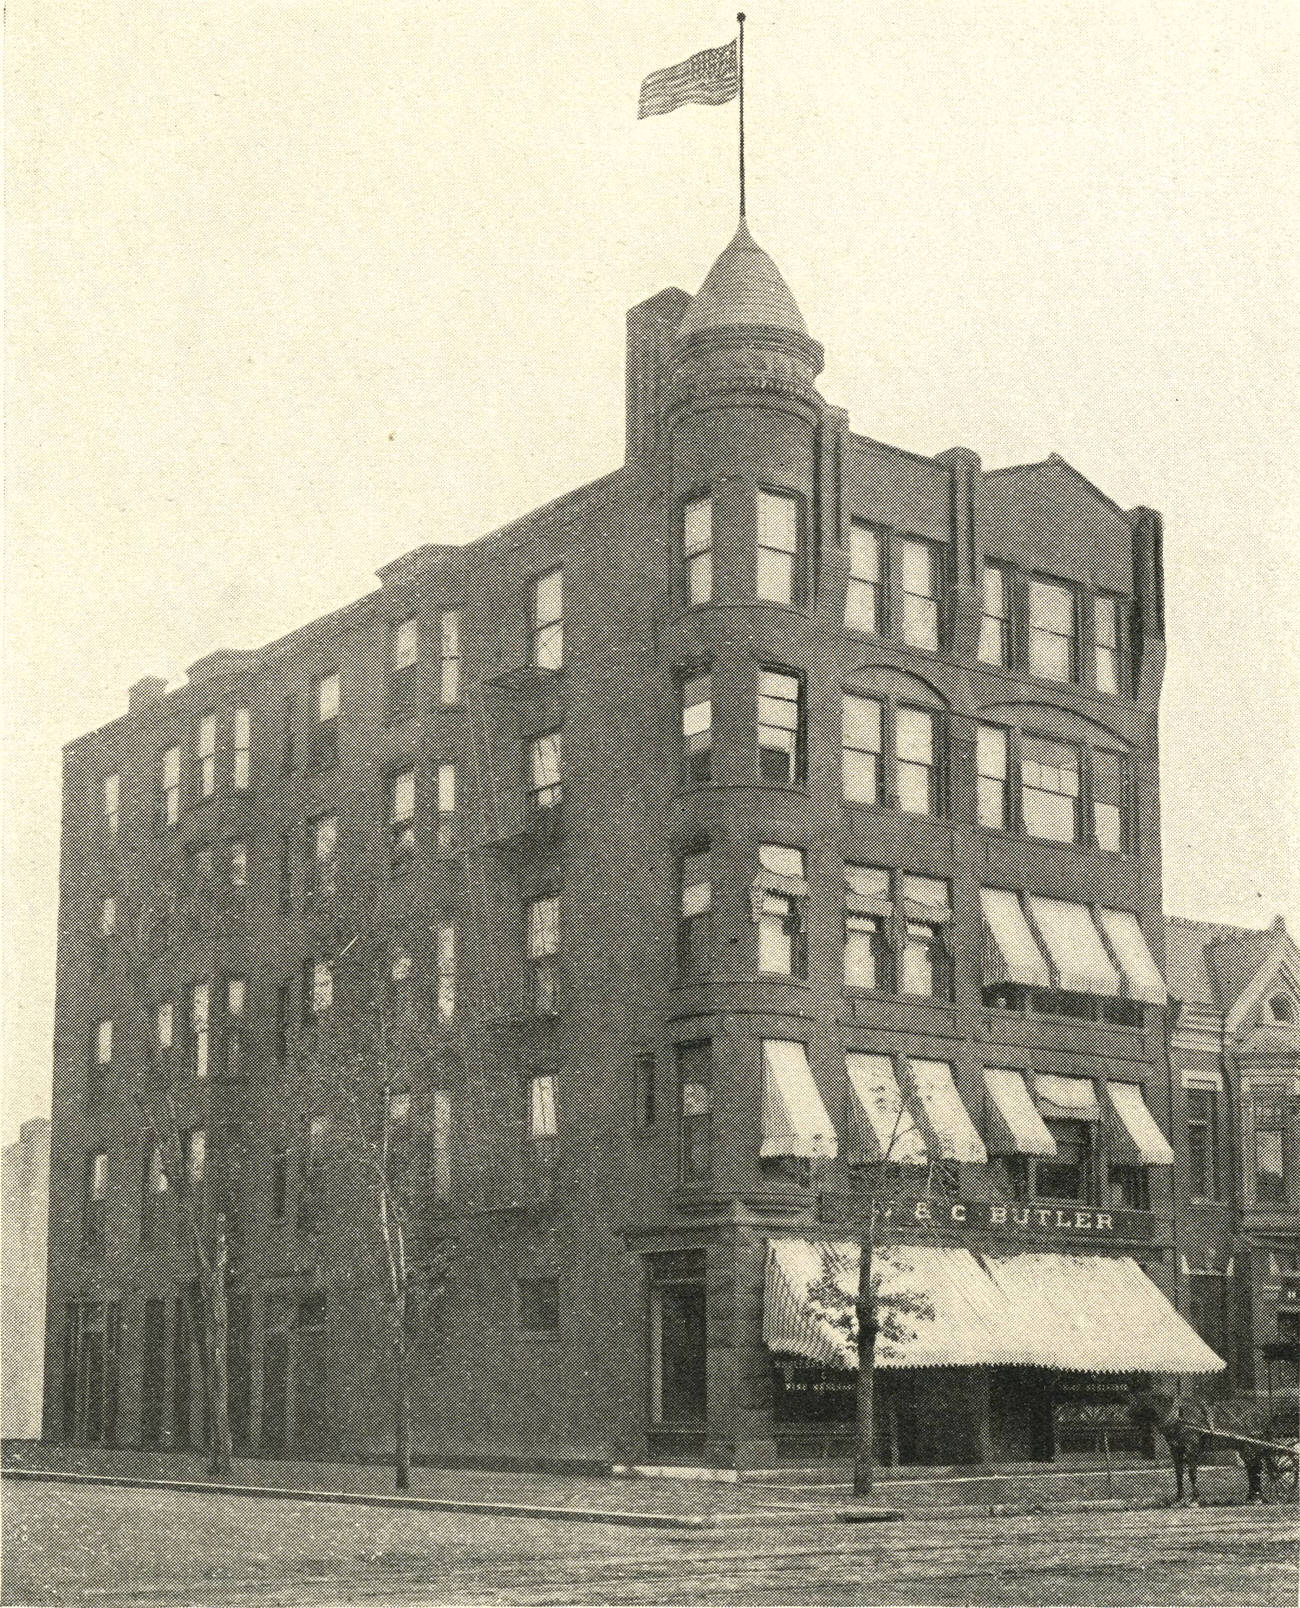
843, 625, 946, 660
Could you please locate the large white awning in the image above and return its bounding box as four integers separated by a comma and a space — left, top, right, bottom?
1096, 909, 1167, 1005
846, 1054, 928, 1166
761, 1041, 838, 1160
906, 1060, 987, 1165
1027, 897, 1122, 997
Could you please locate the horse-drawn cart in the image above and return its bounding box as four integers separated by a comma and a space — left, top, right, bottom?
1198, 1425, 1300, 1503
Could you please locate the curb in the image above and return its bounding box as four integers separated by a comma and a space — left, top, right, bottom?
0, 1466, 862, 1532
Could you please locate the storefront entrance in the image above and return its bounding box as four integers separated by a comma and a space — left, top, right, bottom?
988, 1368, 1055, 1462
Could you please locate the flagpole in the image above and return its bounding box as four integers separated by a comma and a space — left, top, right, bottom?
737, 14, 746, 218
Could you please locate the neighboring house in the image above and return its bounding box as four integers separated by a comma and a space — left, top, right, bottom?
3, 1116, 51, 1438
1166, 915, 1300, 1393
43, 218, 1215, 1471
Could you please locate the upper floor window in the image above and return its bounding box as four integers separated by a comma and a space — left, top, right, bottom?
1092, 749, 1130, 853
758, 670, 804, 786
311, 814, 338, 897
435, 923, 456, 1021
976, 725, 1009, 830
307, 960, 333, 1019
842, 696, 944, 818
756, 492, 801, 606
527, 895, 559, 1015
682, 674, 713, 787
844, 865, 890, 991
678, 849, 712, 975
1027, 579, 1077, 684
978, 561, 1011, 666
1185, 1086, 1219, 1201
439, 611, 461, 704
389, 619, 418, 720
162, 747, 181, 826
270, 1148, 289, 1220
842, 695, 882, 806
899, 539, 941, 651
94, 1018, 114, 1069
311, 673, 340, 769
279, 692, 296, 774
83, 1152, 108, 1249
683, 497, 713, 606
1020, 735, 1080, 843
389, 771, 416, 871
186, 1129, 207, 1190
846, 523, 882, 634
527, 731, 562, 812
532, 569, 563, 670
99, 896, 117, 937
430, 1088, 452, 1202
156, 1001, 174, 1051
756, 845, 806, 978
1037, 1118, 1094, 1204
518, 1277, 559, 1331
229, 840, 248, 888
190, 982, 210, 1079
233, 708, 251, 791
197, 716, 217, 800
526, 1074, 558, 1201
226, 977, 245, 1078
436, 762, 455, 851
634, 1051, 657, 1128
1269, 995, 1296, 1025
896, 707, 938, 816
900, 876, 950, 997
103, 774, 120, 838
677, 1039, 713, 1183
1249, 1086, 1292, 1207
1094, 596, 1123, 695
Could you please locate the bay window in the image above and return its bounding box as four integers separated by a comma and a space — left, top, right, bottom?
677, 1040, 713, 1183
756, 845, 806, 978
758, 670, 804, 785
756, 491, 801, 605
678, 849, 712, 975
682, 497, 712, 606
681, 673, 712, 786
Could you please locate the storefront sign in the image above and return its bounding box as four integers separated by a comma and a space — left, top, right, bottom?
867, 1197, 1156, 1241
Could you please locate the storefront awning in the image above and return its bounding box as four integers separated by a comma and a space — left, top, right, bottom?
1096, 909, 1167, 1005
764, 1240, 1225, 1375
761, 1041, 837, 1160
905, 1060, 987, 1164
982, 1068, 1057, 1157
846, 1054, 928, 1166
980, 889, 1051, 990
1033, 1073, 1102, 1123
1105, 1082, 1175, 1166
1027, 897, 1121, 997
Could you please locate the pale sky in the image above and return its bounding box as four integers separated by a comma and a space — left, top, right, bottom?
5, 1, 1298, 1147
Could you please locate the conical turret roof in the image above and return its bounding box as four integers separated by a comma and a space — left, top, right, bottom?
675, 219, 809, 341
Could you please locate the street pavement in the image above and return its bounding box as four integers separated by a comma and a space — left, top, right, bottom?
4, 1476, 1297, 1606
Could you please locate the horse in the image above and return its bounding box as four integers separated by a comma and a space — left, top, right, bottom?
1129, 1387, 1299, 1505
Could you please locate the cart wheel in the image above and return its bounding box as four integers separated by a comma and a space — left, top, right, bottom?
1262, 1447, 1298, 1502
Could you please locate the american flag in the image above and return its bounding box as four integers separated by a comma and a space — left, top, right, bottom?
638, 40, 738, 120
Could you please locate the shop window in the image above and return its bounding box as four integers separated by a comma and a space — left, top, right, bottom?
846, 522, 882, 634
756, 491, 802, 606
1021, 734, 1080, 843
1186, 1087, 1220, 1201
518, 1277, 559, 1333
758, 669, 804, 785
527, 731, 562, 813
532, 569, 563, 670
899, 538, 941, 651
681, 673, 713, 787
678, 848, 712, 976
677, 1040, 713, 1184
1036, 1118, 1093, 1203
978, 561, 1011, 665
1027, 578, 1078, 683
977, 724, 1009, 830
682, 497, 713, 606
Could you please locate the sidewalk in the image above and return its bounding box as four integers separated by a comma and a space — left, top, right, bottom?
4, 1439, 1232, 1528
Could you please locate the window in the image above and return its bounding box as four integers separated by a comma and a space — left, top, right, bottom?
389, 618, 418, 719
899, 539, 940, 651
162, 747, 181, 826
103, 774, 120, 838
187, 843, 214, 885
190, 983, 210, 1079
141, 1145, 168, 1243
1028, 579, 1077, 683
901, 876, 950, 997
436, 762, 455, 851
977, 725, 1009, 830
1036, 1119, 1092, 1203
634, 1052, 657, 1128
683, 497, 712, 606
1269, 995, 1296, 1025
297, 1118, 326, 1234
527, 895, 559, 1015
1186, 1087, 1219, 1201
978, 561, 1010, 665
230, 841, 248, 888
518, 1276, 559, 1332
677, 1040, 713, 1183
436, 923, 455, 1022
1250, 1087, 1291, 1206
227, 977, 245, 1017
842, 694, 882, 805
1021, 735, 1080, 843
678, 849, 712, 975
527, 732, 562, 812
439, 611, 461, 704
1094, 595, 1122, 695
156, 1002, 173, 1051
94, 1019, 114, 1069
311, 814, 338, 898
197, 715, 217, 800
311, 672, 340, 768
1091, 749, 1129, 853
758, 670, 804, 785
527, 1074, 558, 1201
681, 674, 712, 787
532, 570, 563, 670
270, 1149, 288, 1220
83, 1152, 108, 1250
756, 491, 801, 605
846, 522, 882, 634
756, 844, 806, 978
184, 1130, 207, 1192
1109, 1163, 1149, 1211
233, 708, 250, 790
279, 693, 296, 774
390, 770, 416, 870
431, 1089, 452, 1202
845, 865, 890, 991
99, 897, 117, 937
896, 706, 937, 816
310, 961, 333, 1018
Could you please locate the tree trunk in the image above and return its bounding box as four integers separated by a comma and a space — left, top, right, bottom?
853, 1235, 877, 1500
393, 1286, 411, 1491
206, 1215, 234, 1479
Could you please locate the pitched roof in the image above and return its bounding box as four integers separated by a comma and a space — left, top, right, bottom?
675, 219, 809, 341
1165, 915, 1287, 1012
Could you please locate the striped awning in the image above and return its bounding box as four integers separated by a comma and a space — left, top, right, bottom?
1027, 897, 1121, 998
1105, 1082, 1175, 1167
1096, 909, 1167, 1005
763, 1240, 1225, 1375
905, 1060, 987, 1164
1034, 1073, 1102, 1124
980, 889, 1051, 990
761, 1041, 838, 1160
982, 1068, 1058, 1157
846, 1054, 927, 1166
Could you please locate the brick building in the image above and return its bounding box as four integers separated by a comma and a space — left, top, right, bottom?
1165, 915, 1300, 1395
3, 1116, 51, 1438
44, 220, 1222, 1471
